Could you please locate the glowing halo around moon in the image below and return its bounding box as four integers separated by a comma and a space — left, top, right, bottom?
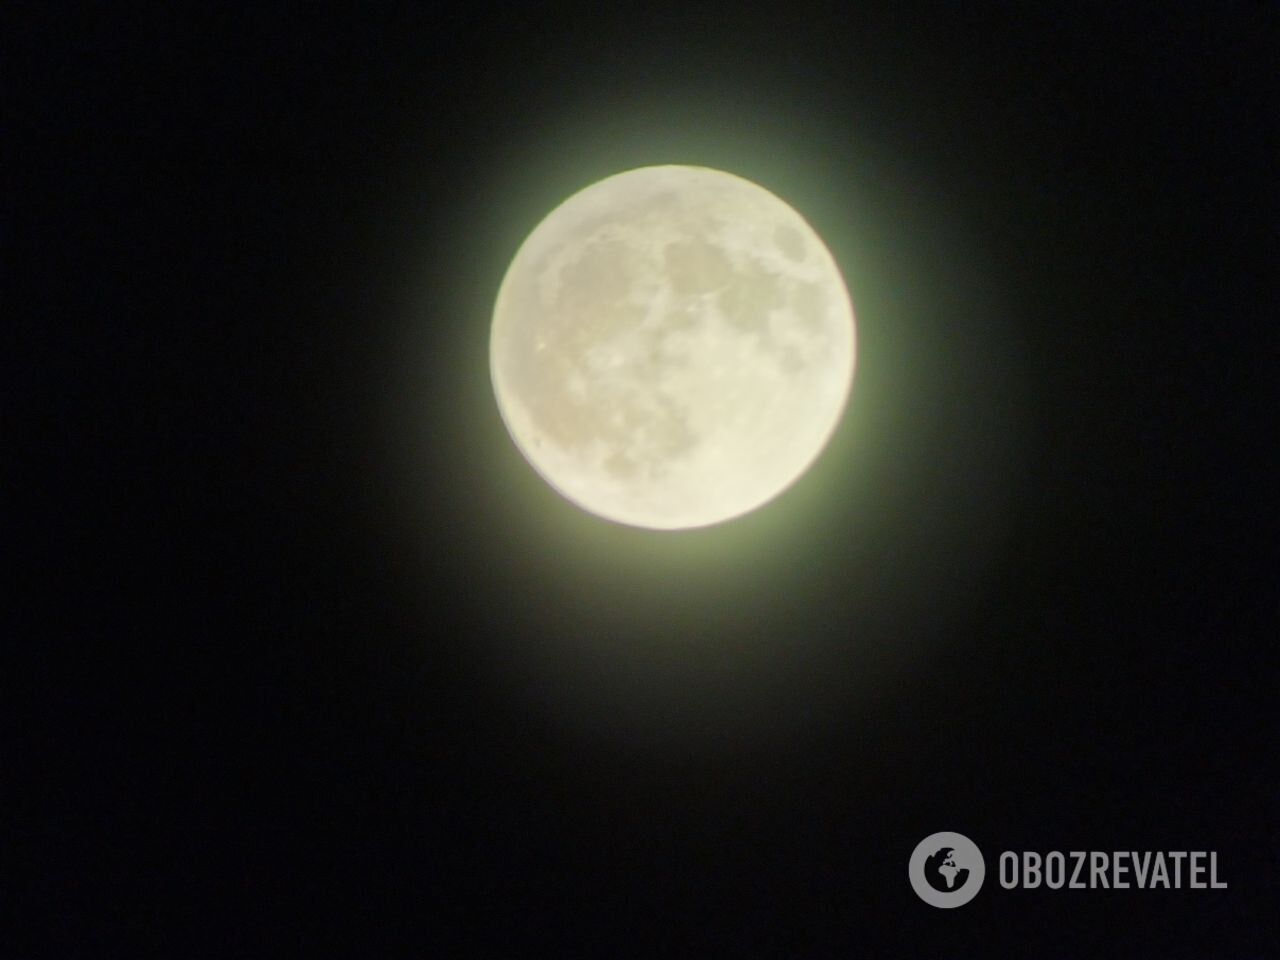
490, 164, 856, 530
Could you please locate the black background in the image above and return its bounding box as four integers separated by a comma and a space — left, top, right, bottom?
8, 2, 1276, 955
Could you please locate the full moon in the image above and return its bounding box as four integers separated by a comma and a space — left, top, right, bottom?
490, 165, 856, 530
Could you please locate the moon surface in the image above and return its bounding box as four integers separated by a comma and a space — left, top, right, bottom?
490, 165, 856, 530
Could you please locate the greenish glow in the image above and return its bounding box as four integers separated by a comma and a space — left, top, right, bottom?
383, 84, 1027, 751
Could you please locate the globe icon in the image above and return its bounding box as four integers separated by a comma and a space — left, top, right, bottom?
909, 832, 985, 908
924, 846, 971, 893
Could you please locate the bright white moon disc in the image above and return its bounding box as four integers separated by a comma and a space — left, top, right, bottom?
490, 165, 856, 530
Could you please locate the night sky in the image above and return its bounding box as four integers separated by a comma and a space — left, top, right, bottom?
10, 2, 1276, 955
